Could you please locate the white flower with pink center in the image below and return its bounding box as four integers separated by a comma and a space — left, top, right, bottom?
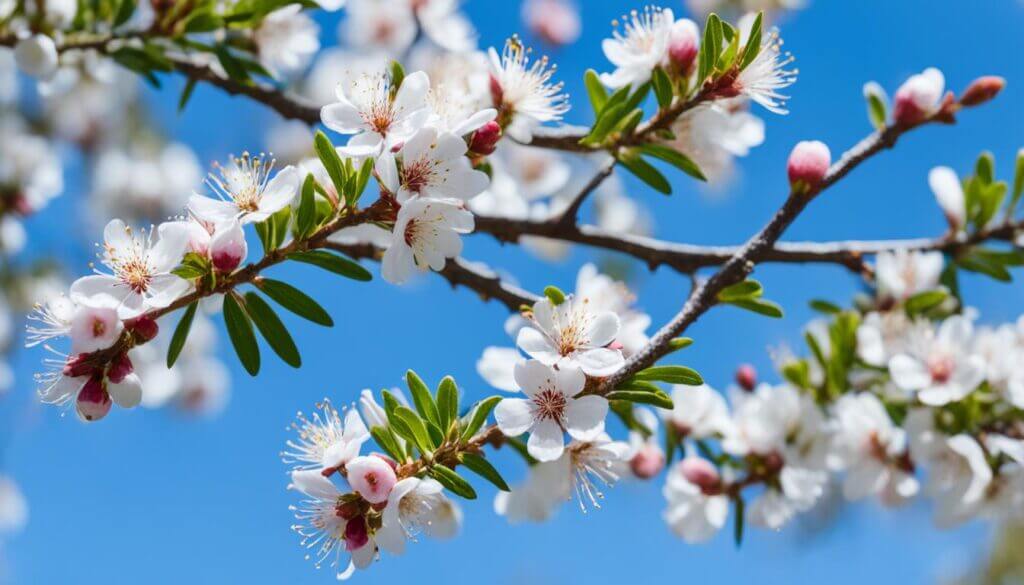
381, 198, 474, 285
69, 219, 191, 319
494, 360, 609, 462
188, 153, 300, 225
376, 126, 490, 204
734, 27, 797, 115
893, 67, 945, 125
376, 476, 460, 555
68, 305, 123, 354
346, 455, 397, 504
289, 469, 377, 581
663, 457, 729, 543
321, 70, 430, 157
517, 294, 624, 377
875, 249, 944, 302
488, 37, 569, 141
889, 315, 985, 406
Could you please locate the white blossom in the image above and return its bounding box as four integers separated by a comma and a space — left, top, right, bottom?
255, 5, 320, 78
283, 400, 371, 472
321, 69, 430, 157
516, 294, 624, 377
189, 153, 300, 225
376, 126, 489, 203
381, 198, 474, 285
598, 6, 675, 89
488, 38, 569, 141
889, 315, 985, 406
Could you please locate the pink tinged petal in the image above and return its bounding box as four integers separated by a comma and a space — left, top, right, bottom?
586, 311, 620, 347
69, 306, 123, 354
527, 419, 565, 462
573, 347, 625, 377
888, 354, 931, 390
321, 101, 366, 134
516, 327, 559, 366
107, 373, 142, 408
187, 194, 238, 224
290, 469, 338, 499
451, 108, 497, 136
494, 397, 534, 436
565, 395, 608, 441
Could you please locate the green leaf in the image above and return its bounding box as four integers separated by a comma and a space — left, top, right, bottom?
294, 173, 317, 238
243, 292, 301, 368
638, 143, 707, 181
543, 285, 566, 305
172, 264, 205, 280
314, 131, 347, 197
223, 293, 260, 376
809, 299, 842, 314
634, 365, 703, 385
976, 151, 995, 185
287, 250, 372, 281
460, 396, 502, 442
392, 406, 434, 455
602, 84, 632, 114
429, 465, 477, 500
581, 103, 626, 145
652, 67, 673, 109
607, 390, 674, 409
405, 370, 440, 427
178, 78, 197, 113
256, 278, 333, 326
1011, 149, 1024, 212
666, 337, 694, 354
370, 425, 405, 462
584, 69, 607, 114
459, 453, 509, 491
622, 82, 651, 113
389, 60, 406, 91
904, 289, 949, 316
866, 93, 888, 130
717, 279, 763, 302
166, 302, 198, 368
113, 0, 137, 27
214, 46, 250, 83
436, 376, 459, 434
738, 12, 763, 71
352, 158, 374, 206
619, 152, 672, 195
958, 249, 1012, 282
726, 297, 784, 318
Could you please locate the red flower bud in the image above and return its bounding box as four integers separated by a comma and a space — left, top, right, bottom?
107, 352, 134, 384
787, 140, 831, 189
126, 315, 159, 342
679, 457, 721, 494
735, 364, 757, 392
959, 76, 1005, 107
76, 376, 111, 422
630, 444, 666, 479
343, 515, 369, 551
469, 121, 503, 156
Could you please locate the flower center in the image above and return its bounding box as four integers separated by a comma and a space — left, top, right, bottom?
928, 354, 954, 384
116, 256, 154, 294
402, 159, 438, 194
532, 389, 566, 423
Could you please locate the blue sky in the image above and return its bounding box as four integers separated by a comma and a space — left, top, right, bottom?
3, 0, 1023, 583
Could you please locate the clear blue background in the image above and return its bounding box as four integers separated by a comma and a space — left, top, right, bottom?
3, 0, 1022, 582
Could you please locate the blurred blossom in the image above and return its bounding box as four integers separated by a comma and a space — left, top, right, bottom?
0, 477, 27, 535
522, 0, 581, 47
91, 143, 202, 223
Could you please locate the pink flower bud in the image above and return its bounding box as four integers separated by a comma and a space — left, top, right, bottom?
630, 444, 666, 479
107, 352, 133, 384
787, 140, 831, 189
210, 220, 247, 273
76, 376, 111, 422
346, 455, 397, 504
126, 315, 159, 342
735, 364, 757, 392
959, 76, 1005, 107
63, 354, 96, 378
667, 19, 699, 73
469, 121, 502, 155
893, 68, 945, 125
343, 515, 369, 551
679, 457, 721, 494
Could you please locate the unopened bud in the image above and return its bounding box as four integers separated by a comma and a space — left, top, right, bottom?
787, 141, 831, 189
335, 500, 362, 520
679, 457, 721, 494
893, 68, 945, 126
76, 376, 111, 422
469, 121, 502, 156
735, 364, 757, 392
630, 444, 666, 479
346, 455, 397, 504
126, 315, 159, 342
210, 220, 247, 273
63, 354, 96, 378
959, 76, 1005, 107
107, 352, 134, 384
667, 19, 699, 73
